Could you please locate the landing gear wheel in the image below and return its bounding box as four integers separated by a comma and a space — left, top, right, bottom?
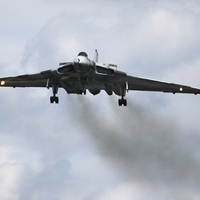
118, 99, 122, 106
118, 98, 127, 106
123, 100, 126, 106
50, 96, 59, 104
55, 97, 59, 104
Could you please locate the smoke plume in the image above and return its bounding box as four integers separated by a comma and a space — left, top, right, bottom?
66, 94, 200, 198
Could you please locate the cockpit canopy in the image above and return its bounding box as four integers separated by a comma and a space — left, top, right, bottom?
78, 52, 88, 57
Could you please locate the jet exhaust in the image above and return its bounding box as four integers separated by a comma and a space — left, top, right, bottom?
66, 95, 200, 198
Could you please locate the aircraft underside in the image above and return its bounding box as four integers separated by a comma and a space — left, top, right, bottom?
54, 76, 128, 106
1, 50, 200, 107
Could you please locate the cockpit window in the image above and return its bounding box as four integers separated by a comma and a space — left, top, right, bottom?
78, 52, 88, 57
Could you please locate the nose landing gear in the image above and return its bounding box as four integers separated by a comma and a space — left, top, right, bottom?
81, 89, 86, 95
80, 77, 87, 95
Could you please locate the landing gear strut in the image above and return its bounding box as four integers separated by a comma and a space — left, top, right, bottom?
118, 82, 128, 106
50, 79, 59, 104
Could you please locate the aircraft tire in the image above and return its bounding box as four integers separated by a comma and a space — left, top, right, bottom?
118, 99, 122, 106
50, 96, 59, 104
118, 99, 127, 106
124, 99, 127, 106
55, 97, 59, 104
50, 96, 54, 103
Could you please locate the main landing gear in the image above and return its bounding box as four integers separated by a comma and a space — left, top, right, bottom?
49, 79, 59, 104
118, 98, 127, 106
118, 82, 128, 106
50, 95, 59, 104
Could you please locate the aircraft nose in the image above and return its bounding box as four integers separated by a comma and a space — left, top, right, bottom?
73, 56, 90, 73
74, 56, 84, 65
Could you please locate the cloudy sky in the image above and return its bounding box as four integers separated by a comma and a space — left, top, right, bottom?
1, 0, 200, 199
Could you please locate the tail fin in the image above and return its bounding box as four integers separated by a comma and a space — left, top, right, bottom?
93, 49, 98, 62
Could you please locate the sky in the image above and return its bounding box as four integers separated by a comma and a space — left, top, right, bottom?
1, 0, 200, 199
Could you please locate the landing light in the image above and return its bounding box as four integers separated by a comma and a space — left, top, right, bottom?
1, 81, 5, 85
179, 87, 183, 92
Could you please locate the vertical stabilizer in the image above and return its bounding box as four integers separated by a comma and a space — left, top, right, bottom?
93, 49, 98, 62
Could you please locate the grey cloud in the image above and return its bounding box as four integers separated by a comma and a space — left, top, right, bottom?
19, 4, 200, 78
18, 159, 72, 200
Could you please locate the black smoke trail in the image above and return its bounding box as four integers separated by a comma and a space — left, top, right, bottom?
66, 95, 200, 198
